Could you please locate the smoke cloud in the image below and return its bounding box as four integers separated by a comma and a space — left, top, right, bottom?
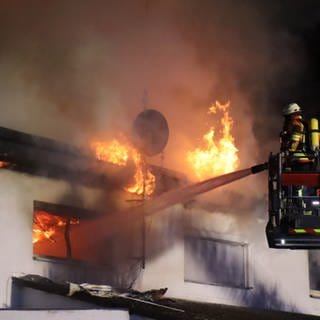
0, 0, 318, 246
2, 2, 320, 292
0, 0, 311, 167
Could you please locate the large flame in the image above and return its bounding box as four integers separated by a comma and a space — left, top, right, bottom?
91, 138, 156, 196
93, 140, 129, 166
33, 211, 79, 244
187, 101, 239, 180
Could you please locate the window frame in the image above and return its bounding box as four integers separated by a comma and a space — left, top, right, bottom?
32, 200, 103, 264
308, 250, 320, 298
184, 236, 250, 289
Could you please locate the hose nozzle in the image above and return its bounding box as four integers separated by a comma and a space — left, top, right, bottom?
251, 162, 268, 174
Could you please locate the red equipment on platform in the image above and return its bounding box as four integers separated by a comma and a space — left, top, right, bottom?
266, 152, 320, 249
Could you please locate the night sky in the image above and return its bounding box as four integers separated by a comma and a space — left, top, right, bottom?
257, 0, 320, 119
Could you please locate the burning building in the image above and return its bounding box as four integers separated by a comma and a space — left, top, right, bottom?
1, 1, 320, 319
0, 99, 320, 320
0, 121, 190, 319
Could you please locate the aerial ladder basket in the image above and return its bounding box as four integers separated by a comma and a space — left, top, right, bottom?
266, 146, 320, 249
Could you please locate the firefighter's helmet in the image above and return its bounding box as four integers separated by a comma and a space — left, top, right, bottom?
282, 103, 302, 116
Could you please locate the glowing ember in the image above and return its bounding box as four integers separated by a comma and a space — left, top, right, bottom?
91, 138, 156, 196
33, 211, 79, 244
0, 161, 9, 168
187, 101, 239, 180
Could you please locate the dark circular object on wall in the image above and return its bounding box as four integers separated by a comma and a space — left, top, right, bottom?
132, 109, 169, 156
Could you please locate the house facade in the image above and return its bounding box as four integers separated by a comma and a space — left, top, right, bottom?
0, 126, 320, 318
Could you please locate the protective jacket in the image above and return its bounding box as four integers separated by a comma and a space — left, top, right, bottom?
280, 114, 312, 164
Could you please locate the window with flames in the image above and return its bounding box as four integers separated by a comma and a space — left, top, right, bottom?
32, 201, 109, 264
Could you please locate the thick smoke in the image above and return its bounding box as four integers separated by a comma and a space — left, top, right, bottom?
0, 0, 318, 268
0, 0, 310, 167
0, 1, 314, 213
0, 0, 316, 292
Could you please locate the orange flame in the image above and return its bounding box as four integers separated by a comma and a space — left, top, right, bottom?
92, 140, 129, 166
187, 101, 239, 180
92, 138, 156, 196
0, 161, 9, 168
33, 211, 79, 244
125, 148, 156, 196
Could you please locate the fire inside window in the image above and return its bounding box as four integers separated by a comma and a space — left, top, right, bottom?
32, 201, 107, 264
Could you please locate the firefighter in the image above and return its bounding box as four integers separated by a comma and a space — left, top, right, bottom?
280, 103, 313, 215
280, 102, 313, 171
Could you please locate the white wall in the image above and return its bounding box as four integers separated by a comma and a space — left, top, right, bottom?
2, 168, 320, 316
135, 202, 320, 316
0, 169, 105, 308
0, 310, 129, 320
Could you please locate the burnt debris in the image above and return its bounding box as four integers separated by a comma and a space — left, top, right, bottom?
12, 275, 320, 320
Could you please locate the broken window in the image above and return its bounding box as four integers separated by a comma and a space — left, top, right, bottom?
32, 200, 110, 265
184, 236, 249, 289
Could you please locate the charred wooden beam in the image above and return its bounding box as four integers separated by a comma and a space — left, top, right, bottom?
34, 200, 101, 219
0, 126, 133, 189
0, 127, 81, 156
